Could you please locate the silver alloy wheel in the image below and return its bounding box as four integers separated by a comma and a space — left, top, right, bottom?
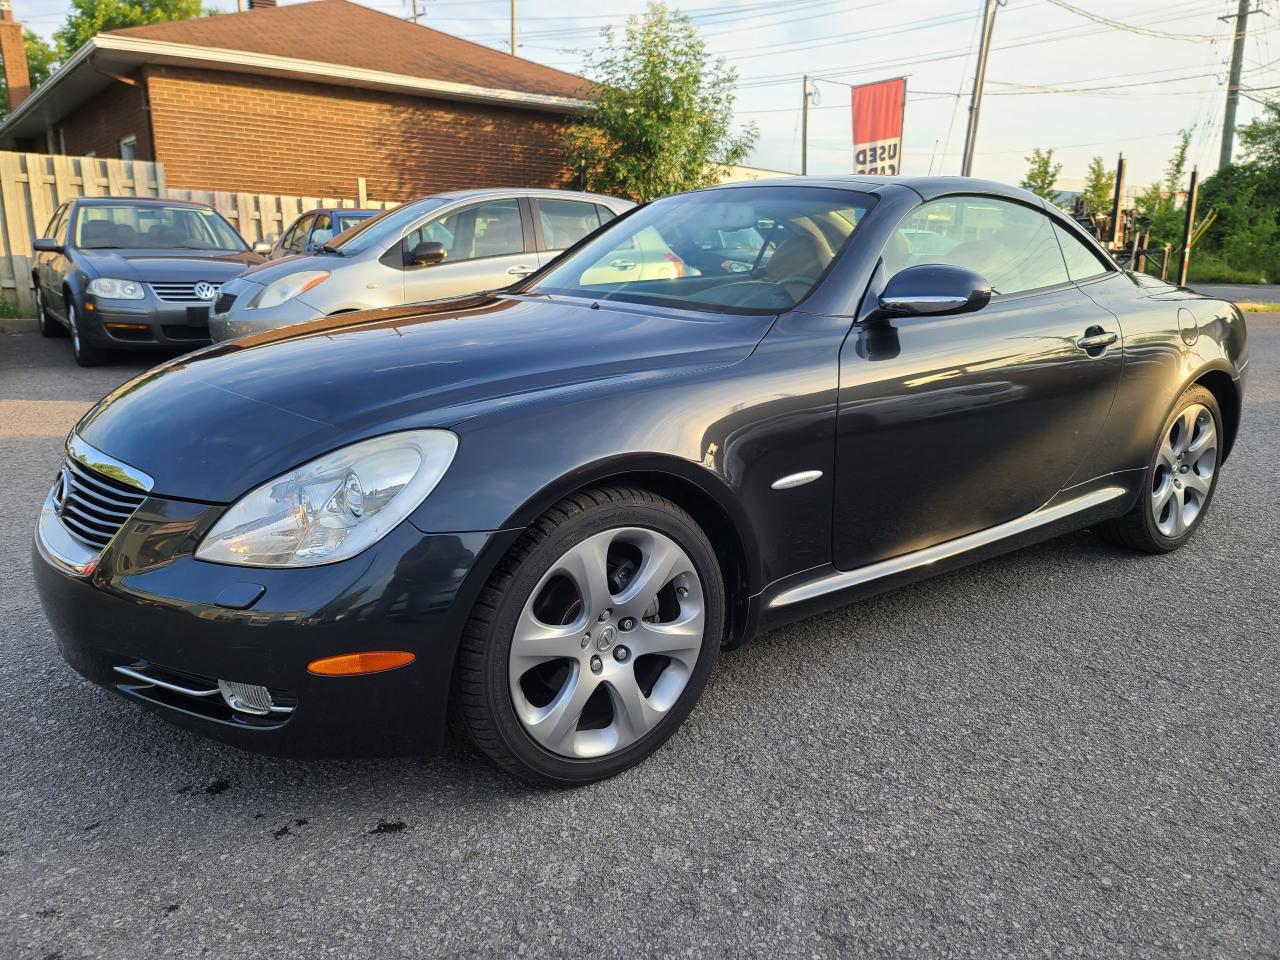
508, 526, 706, 759
68, 303, 81, 354
1151, 402, 1217, 538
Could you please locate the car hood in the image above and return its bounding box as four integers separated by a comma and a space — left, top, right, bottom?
75, 294, 775, 502
81, 249, 263, 281
236, 251, 340, 285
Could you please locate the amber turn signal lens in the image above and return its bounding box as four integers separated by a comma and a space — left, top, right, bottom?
307, 651, 415, 676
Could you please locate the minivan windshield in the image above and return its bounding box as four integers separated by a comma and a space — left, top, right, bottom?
322, 197, 451, 255
527, 187, 872, 314
75, 204, 247, 251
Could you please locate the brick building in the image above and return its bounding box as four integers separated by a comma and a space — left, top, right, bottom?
0, 0, 589, 200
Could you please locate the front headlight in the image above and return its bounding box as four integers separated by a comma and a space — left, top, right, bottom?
87, 278, 144, 300
195, 430, 458, 567
250, 271, 329, 310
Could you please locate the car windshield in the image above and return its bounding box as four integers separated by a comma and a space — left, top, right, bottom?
333, 212, 373, 233
322, 198, 451, 254
527, 186, 872, 314
75, 205, 247, 251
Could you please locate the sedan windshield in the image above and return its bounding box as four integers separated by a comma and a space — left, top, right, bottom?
75, 205, 247, 251
322, 197, 450, 255
527, 186, 872, 314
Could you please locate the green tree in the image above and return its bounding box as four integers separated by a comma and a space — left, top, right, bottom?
1135, 129, 1192, 254
1019, 147, 1063, 204
1081, 155, 1115, 215
1237, 97, 1279, 169
55, 0, 206, 60
564, 2, 757, 202
1, 30, 56, 118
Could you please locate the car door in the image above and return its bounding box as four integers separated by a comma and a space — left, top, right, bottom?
833, 194, 1124, 570
399, 197, 534, 303
34, 203, 67, 311
274, 214, 314, 260
40, 204, 75, 318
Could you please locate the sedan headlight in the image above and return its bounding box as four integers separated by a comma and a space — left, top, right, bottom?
196, 430, 458, 567
250, 271, 329, 310
87, 278, 144, 300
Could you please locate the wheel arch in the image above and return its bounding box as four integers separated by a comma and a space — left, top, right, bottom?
501, 456, 761, 648
1192, 366, 1240, 462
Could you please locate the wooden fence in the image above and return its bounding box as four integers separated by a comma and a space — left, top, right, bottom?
0, 151, 396, 314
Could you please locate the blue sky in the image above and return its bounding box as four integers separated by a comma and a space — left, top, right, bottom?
21, 0, 1280, 188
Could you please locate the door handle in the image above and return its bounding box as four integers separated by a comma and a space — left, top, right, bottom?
609, 259, 637, 270
507, 265, 534, 277
1076, 330, 1118, 351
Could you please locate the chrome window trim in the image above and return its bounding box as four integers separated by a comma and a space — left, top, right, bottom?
768, 485, 1128, 608
67, 435, 154, 492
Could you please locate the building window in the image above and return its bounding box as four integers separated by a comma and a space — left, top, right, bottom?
119, 135, 137, 161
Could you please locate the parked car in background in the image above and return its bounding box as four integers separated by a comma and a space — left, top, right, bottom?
32, 198, 264, 366
265, 207, 380, 260
210, 189, 632, 341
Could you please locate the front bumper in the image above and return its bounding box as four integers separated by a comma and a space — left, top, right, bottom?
34, 489, 515, 758
87, 295, 218, 349
209, 288, 322, 343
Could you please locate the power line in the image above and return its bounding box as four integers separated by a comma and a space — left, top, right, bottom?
1043, 0, 1223, 42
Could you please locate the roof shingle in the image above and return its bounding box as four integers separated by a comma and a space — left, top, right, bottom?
105, 0, 587, 100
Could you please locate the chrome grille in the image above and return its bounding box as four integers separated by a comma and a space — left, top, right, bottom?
148, 281, 221, 303
56, 457, 148, 551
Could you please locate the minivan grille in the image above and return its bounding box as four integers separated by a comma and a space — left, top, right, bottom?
148, 281, 220, 303
56, 457, 148, 551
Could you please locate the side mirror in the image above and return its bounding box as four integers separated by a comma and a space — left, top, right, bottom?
877, 264, 991, 318
252, 241, 272, 256
409, 240, 447, 267
34, 237, 61, 253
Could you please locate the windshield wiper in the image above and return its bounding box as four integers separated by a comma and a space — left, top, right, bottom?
316, 242, 342, 254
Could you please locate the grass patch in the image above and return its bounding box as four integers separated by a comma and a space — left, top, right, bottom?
0, 296, 32, 320
1239, 302, 1280, 313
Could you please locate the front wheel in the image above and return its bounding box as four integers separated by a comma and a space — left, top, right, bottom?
1098, 384, 1223, 553
452, 487, 724, 786
35, 285, 64, 338
67, 301, 106, 367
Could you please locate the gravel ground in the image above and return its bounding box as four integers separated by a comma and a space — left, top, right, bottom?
1, 320, 1277, 960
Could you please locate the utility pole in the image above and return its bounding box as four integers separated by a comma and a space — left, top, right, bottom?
801, 75, 811, 175
1219, 0, 1253, 168
1178, 167, 1200, 287
1107, 153, 1126, 248
409, 0, 419, 24
511, 0, 517, 56
960, 0, 999, 177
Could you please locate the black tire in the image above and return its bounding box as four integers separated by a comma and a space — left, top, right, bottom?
66, 298, 106, 367
452, 486, 724, 787
1098, 384, 1222, 553
35, 284, 64, 338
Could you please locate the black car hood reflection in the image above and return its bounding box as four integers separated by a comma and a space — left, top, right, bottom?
81, 248, 262, 282
76, 294, 775, 503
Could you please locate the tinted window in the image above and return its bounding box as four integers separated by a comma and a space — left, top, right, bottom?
1054, 222, 1111, 281
405, 199, 524, 265
44, 204, 68, 243
74, 204, 246, 251
529, 187, 871, 314
883, 197, 1069, 296
310, 212, 334, 248
327, 197, 447, 255
539, 198, 601, 250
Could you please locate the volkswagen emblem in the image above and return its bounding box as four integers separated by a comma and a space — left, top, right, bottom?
193, 282, 218, 301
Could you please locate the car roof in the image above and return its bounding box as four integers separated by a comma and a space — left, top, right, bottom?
703, 175, 1046, 205
426, 187, 628, 205
71, 196, 214, 210
307, 207, 380, 216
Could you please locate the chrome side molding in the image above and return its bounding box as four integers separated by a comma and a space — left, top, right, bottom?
67, 434, 154, 493
768, 485, 1128, 608
771, 470, 823, 490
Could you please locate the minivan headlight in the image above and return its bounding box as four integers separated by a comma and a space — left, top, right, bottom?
250, 271, 329, 310
196, 430, 458, 567
87, 278, 144, 300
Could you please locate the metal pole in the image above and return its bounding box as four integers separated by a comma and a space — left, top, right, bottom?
511, 0, 517, 55
1177, 167, 1199, 287
1137, 230, 1150, 274
1219, 0, 1251, 168
801, 75, 810, 175
410, 0, 419, 24
960, 0, 998, 177
1107, 153, 1126, 248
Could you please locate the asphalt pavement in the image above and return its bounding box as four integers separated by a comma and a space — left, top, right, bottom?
1191, 283, 1280, 305
1, 320, 1278, 960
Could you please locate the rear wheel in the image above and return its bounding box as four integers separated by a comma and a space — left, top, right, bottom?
67, 300, 106, 367
452, 487, 723, 786
1099, 384, 1222, 553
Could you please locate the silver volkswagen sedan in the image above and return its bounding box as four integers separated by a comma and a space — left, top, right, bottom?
210, 188, 633, 341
